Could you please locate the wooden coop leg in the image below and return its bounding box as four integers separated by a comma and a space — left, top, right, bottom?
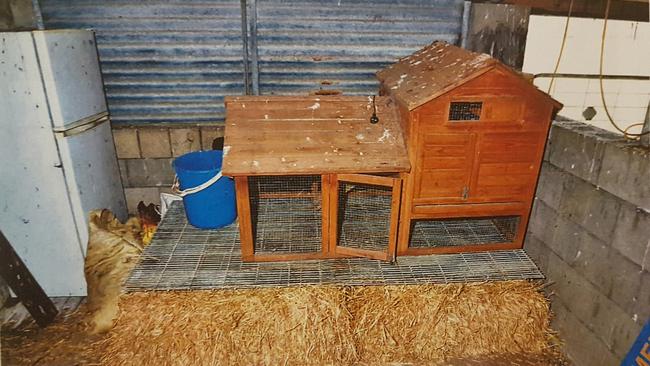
234, 176, 255, 261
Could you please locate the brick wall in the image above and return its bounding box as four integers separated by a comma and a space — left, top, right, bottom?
525, 119, 649, 365
112, 125, 224, 213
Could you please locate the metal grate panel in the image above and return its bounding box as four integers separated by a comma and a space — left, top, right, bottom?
449, 101, 482, 121
124, 202, 543, 291
410, 216, 520, 248
338, 182, 392, 252
249, 175, 321, 254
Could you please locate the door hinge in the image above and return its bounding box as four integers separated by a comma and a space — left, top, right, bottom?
462, 186, 469, 200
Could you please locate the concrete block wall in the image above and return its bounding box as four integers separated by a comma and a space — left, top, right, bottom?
525, 119, 649, 365
112, 125, 224, 213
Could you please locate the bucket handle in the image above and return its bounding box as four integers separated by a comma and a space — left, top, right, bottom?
171, 171, 223, 197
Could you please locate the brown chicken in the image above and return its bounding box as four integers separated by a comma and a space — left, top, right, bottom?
137, 201, 161, 245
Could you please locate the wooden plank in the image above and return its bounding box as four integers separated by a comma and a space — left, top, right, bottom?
222, 95, 410, 176
401, 241, 521, 256
421, 156, 469, 170
477, 162, 536, 176
336, 173, 396, 187
335, 246, 389, 261
470, 0, 649, 22
234, 177, 254, 260
0, 231, 58, 327
244, 252, 329, 262
411, 202, 525, 218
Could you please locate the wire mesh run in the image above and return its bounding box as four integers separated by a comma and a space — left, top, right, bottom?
410, 216, 520, 248
337, 182, 392, 252
124, 201, 545, 292
249, 175, 322, 255
449, 101, 482, 121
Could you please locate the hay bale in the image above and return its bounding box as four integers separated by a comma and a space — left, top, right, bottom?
102, 281, 557, 365
102, 287, 357, 365
348, 281, 555, 364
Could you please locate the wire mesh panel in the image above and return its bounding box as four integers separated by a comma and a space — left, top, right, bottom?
449, 101, 482, 121
248, 175, 322, 255
337, 182, 393, 252
410, 216, 520, 248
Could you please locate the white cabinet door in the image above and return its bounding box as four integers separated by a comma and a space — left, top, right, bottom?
33, 30, 107, 129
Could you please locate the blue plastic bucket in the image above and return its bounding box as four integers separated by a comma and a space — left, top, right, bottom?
172, 150, 236, 229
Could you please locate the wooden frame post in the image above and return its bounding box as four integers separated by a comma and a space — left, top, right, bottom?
234, 176, 254, 261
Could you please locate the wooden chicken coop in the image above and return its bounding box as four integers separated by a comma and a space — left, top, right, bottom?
377, 41, 562, 255
222, 96, 410, 262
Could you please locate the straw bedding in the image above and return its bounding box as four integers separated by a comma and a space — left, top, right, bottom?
102, 281, 558, 365
349, 283, 554, 363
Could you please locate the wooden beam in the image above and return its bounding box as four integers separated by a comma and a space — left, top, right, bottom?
0, 231, 58, 327
471, 0, 649, 22
465, 3, 531, 70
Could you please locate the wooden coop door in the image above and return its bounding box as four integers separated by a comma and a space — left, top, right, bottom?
329, 174, 402, 261
416, 133, 476, 203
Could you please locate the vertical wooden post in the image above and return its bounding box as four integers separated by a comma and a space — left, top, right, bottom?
397, 172, 414, 255
327, 174, 339, 255
320, 174, 330, 255
234, 176, 254, 261
387, 178, 403, 262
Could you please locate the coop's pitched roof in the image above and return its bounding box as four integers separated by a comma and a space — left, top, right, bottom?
376, 41, 562, 111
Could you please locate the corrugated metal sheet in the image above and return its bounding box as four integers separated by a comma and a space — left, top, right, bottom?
39, 0, 244, 125
254, 0, 464, 95
38, 0, 464, 125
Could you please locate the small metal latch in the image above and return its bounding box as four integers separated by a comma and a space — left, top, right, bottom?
370, 95, 379, 124
461, 186, 469, 200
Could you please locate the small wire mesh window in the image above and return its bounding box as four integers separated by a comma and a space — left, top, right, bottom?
248, 175, 322, 254
409, 216, 520, 248
337, 182, 392, 252
449, 101, 483, 121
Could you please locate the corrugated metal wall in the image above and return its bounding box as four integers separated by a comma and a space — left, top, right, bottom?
254, 0, 464, 95
39, 0, 244, 125
39, 0, 463, 125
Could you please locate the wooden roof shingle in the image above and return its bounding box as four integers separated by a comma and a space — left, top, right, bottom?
376, 41, 561, 111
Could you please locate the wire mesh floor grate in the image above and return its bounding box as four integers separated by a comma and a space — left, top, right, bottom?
410, 216, 520, 248
125, 202, 544, 292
